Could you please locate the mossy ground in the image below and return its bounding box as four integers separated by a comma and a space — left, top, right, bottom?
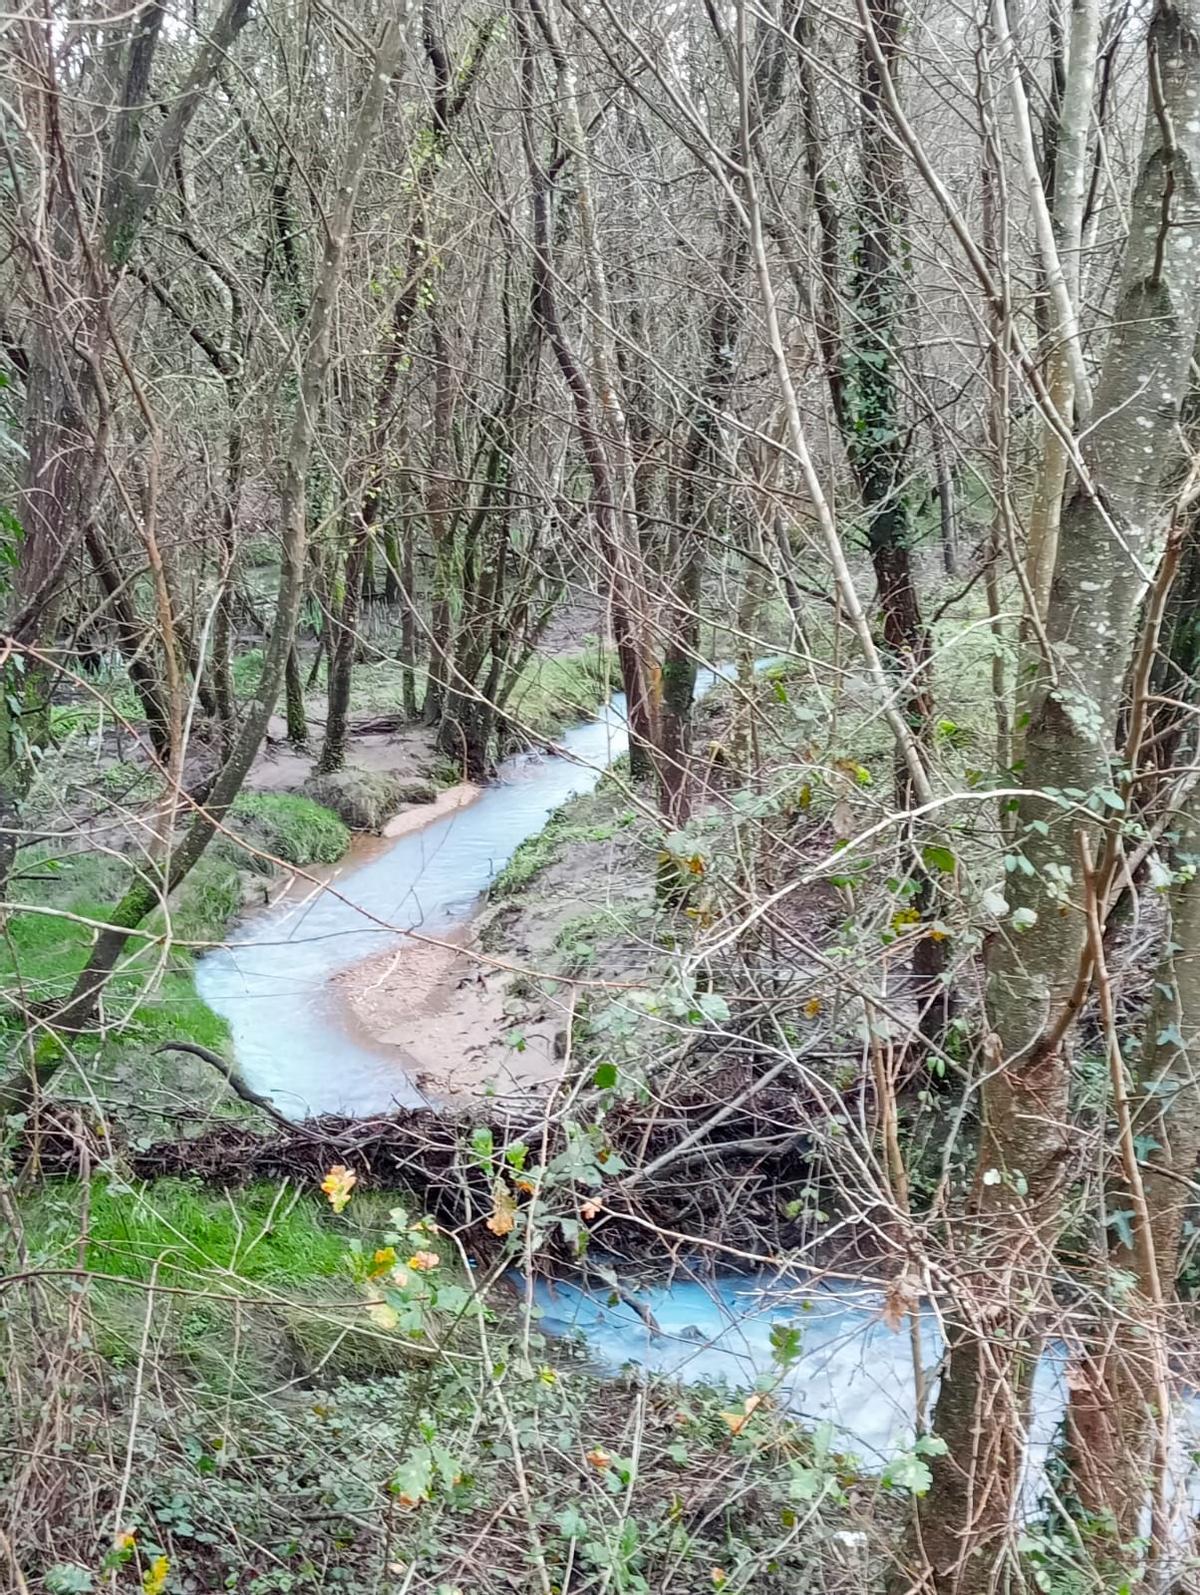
2, 790, 352, 1126
6, 1173, 877, 1595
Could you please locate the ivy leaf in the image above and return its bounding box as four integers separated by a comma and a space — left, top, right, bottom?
434, 1283, 471, 1315
882, 1452, 934, 1494
391, 1449, 434, 1508
1107, 1209, 1136, 1250
556, 1506, 588, 1539
696, 991, 730, 1026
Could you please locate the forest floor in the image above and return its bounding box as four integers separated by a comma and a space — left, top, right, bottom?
6, 575, 1009, 1595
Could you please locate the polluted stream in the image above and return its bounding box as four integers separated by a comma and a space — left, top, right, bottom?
195, 685, 1199, 1520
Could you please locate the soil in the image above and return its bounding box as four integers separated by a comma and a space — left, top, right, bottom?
333, 783, 652, 1101
247, 718, 439, 794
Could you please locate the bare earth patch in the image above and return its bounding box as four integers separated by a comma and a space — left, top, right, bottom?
334, 931, 569, 1101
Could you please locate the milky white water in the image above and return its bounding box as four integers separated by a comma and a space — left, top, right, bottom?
195, 690, 642, 1117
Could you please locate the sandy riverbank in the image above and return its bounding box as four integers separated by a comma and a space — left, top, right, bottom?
332, 931, 570, 1100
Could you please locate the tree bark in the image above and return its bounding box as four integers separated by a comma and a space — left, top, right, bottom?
906, 7, 1200, 1588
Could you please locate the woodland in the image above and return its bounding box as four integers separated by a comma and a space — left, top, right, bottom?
3, 0, 1200, 1592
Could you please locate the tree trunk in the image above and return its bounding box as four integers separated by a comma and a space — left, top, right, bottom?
1016, 0, 1102, 737
284, 642, 308, 748
906, 7, 1200, 1588
317, 526, 368, 773
1062, 779, 1200, 1566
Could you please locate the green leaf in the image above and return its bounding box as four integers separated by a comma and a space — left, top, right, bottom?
696, 991, 730, 1025
391, 1448, 434, 1503
882, 1452, 934, 1494
556, 1506, 588, 1539
769, 1321, 803, 1367
1107, 1209, 1136, 1250
921, 843, 956, 874
433, 1283, 471, 1315
593, 1062, 618, 1089
46, 1568, 94, 1595
788, 1465, 825, 1501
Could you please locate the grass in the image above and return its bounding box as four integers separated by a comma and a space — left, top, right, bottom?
304, 768, 437, 830
502, 643, 619, 742
29, 1177, 355, 1285
222, 790, 350, 870
230, 646, 264, 695
0, 847, 241, 1057
4, 788, 350, 1064
14, 1178, 436, 1384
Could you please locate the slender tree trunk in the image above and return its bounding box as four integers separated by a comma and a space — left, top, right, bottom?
518, 0, 662, 790
1062, 785, 1200, 1566
284, 642, 307, 747
1017, 0, 1101, 731
905, 9, 1200, 1588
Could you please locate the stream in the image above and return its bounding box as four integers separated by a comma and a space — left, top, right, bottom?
195, 687, 1199, 1524
195, 690, 644, 1118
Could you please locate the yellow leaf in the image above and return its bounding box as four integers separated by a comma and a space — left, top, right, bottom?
719, 1394, 764, 1435
143, 1555, 170, 1595
585, 1447, 611, 1470
890, 907, 921, 932
486, 1179, 517, 1237
686, 853, 705, 876
367, 1246, 398, 1279
803, 996, 822, 1019
367, 1300, 400, 1331
320, 1164, 357, 1214
797, 783, 812, 811
407, 1249, 440, 1272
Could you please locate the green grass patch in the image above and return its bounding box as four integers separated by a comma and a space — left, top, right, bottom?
230, 646, 264, 695
0, 847, 239, 1053
502, 643, 618, 742
28, 1177, 352, 1286
490, 793, 631, 899
222, 791, 350, 870
14, 1178, 434, 1383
